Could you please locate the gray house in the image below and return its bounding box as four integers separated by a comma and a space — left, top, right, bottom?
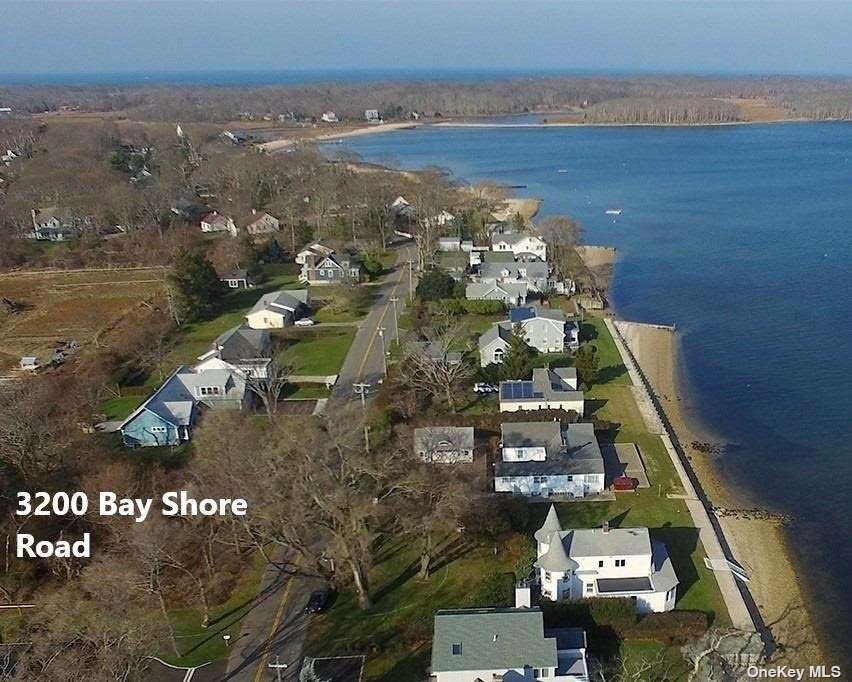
466, 281, 527, 306
414, 426, 475, 463
299, 252, 362, 284
478, 261, 549, 293
479, 306, 578, 367
120, 366, 249, 447
29, 207, 80, 241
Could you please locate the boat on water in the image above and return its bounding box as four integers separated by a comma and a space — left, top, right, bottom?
557, 169, 569, 173
605, 209, 623, 216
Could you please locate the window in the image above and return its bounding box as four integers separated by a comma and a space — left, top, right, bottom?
544, 571, 552, 582
150, 426, 167, 434
199, 386, 222, 397
586, 583, 594, 594
598, 560, 604, 568
451, 642, 462, 656
615, 559, 626, 568
567, 475, 573, 481
493, 348, 504, 362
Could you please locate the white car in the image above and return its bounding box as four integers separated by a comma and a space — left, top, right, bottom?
473, 382, 498, 394
294, 318, 315, 327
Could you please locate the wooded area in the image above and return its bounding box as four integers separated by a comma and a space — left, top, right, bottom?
4, 74, 852, 123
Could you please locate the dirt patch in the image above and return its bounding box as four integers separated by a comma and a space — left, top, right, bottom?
718, 97, 792, 122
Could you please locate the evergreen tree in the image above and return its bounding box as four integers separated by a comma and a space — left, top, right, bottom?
167, 250, 224, 325
575, 344, 600, 388
500, 323, 535, 380
415, 268, 456, 301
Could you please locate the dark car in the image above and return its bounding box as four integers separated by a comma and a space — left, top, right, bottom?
305, 588, 331, 614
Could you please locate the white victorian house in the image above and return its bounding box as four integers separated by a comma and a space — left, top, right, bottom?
533, 506, 679, 614
495, 422, 604, 498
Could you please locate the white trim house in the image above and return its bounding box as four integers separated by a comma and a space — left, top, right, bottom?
244, 290, 309, 329
533, 506, 679, 614
499, 368, 585, 416
495, 422, 605, 498
491, 232, 547, 262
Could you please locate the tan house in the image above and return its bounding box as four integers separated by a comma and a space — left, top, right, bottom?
200, 211, 237, 236
238, 210, 280, 235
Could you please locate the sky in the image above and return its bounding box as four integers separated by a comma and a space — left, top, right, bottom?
3, 0, 852, 80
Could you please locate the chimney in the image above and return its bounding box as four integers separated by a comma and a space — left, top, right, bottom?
252, 208, 257, 215
602, 521, 610, 534
514, 583, 531, 608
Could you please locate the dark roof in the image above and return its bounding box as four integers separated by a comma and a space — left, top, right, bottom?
213, 325, 269, 361
596, 577, 653, 593
544, 627, 587, 652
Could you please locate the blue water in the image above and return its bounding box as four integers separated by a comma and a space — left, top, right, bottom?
336, 122, 852, 661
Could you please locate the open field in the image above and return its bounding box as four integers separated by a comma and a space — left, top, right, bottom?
0, 267, 166, 371
277, 327, 357, 375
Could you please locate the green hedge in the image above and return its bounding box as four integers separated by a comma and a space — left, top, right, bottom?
627, 611, 709, 645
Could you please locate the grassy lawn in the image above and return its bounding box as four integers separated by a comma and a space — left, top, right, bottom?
98, 395, 146, 420
160, 553, 267, 668
313, 306, 364, 324
581, 315, 632, 386
277, 328, 356, 375
283, 384, 332, 400
305, 536, 519, 682
618, 639, 689, 680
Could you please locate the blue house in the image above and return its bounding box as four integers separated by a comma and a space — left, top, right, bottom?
120, 366, 248, 447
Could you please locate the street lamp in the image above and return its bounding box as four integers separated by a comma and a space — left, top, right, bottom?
389, 296, 400, 342
222, 634, 231, 647
377, 327, 388, 376
268, 655, 288, 682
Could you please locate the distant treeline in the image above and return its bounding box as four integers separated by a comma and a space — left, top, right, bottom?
583, 97, 740, 124
4, 74, 852, 123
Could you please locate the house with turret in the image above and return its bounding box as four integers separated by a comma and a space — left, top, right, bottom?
532, 506, 679, 613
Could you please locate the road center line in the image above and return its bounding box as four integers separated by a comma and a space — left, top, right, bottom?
253, 575, 295, 682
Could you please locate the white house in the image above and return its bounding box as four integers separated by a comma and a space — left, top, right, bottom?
533, 506, 679, 614
478, 261, 549, 293
491, 232, 547, 262
413, 426, 475, 463
245, 290, 309, 329
320, 111, 339, 123
195, 324, 271, 379
431, 607, 589, 682
495, 422, 604, 498
200, 211, 237, 236
295, 241, 335, 265
499, 368, 585, 416
365, 109, 381, 122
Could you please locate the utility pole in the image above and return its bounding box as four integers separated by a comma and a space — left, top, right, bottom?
407, 259, 414, 300
353, 382, 371, 452
377, 327, 388, 376
268, 655, 288, 682
389, 296, 400, 342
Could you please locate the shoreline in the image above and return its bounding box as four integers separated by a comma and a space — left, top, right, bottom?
615, 320, 824, 665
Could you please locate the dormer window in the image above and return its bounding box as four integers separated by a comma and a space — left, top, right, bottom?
198, 386, 222, 397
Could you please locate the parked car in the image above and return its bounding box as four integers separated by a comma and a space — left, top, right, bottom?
473, 382, 498, 394
305, 588, 332, 614
294, 318, 315, 327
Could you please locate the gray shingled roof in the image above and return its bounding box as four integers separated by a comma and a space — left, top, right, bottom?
480, 261, 548, 281
431, 608, 557, 673
496, 423, 604, 477
535, 505, 563, 543
247, 289, 309, 316
413, 426, 474, 454
209, 324, 270, 362
478, 323, 513, 352
565, 526, 652, 558
538, 531, 579, 572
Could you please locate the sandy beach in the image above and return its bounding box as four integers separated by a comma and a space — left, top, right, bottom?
257, 121, 420, 153
618, 321, 823, 665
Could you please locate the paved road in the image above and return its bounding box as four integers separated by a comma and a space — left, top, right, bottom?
222, 549, 325, 682
222, 245, 415, 681
333, 243, 415, 399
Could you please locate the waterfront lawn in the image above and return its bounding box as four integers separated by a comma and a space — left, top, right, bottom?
277, 327, 356, 375
581, 315, 631, 385
304, 535, 519, 682
159, 552, 267, 667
